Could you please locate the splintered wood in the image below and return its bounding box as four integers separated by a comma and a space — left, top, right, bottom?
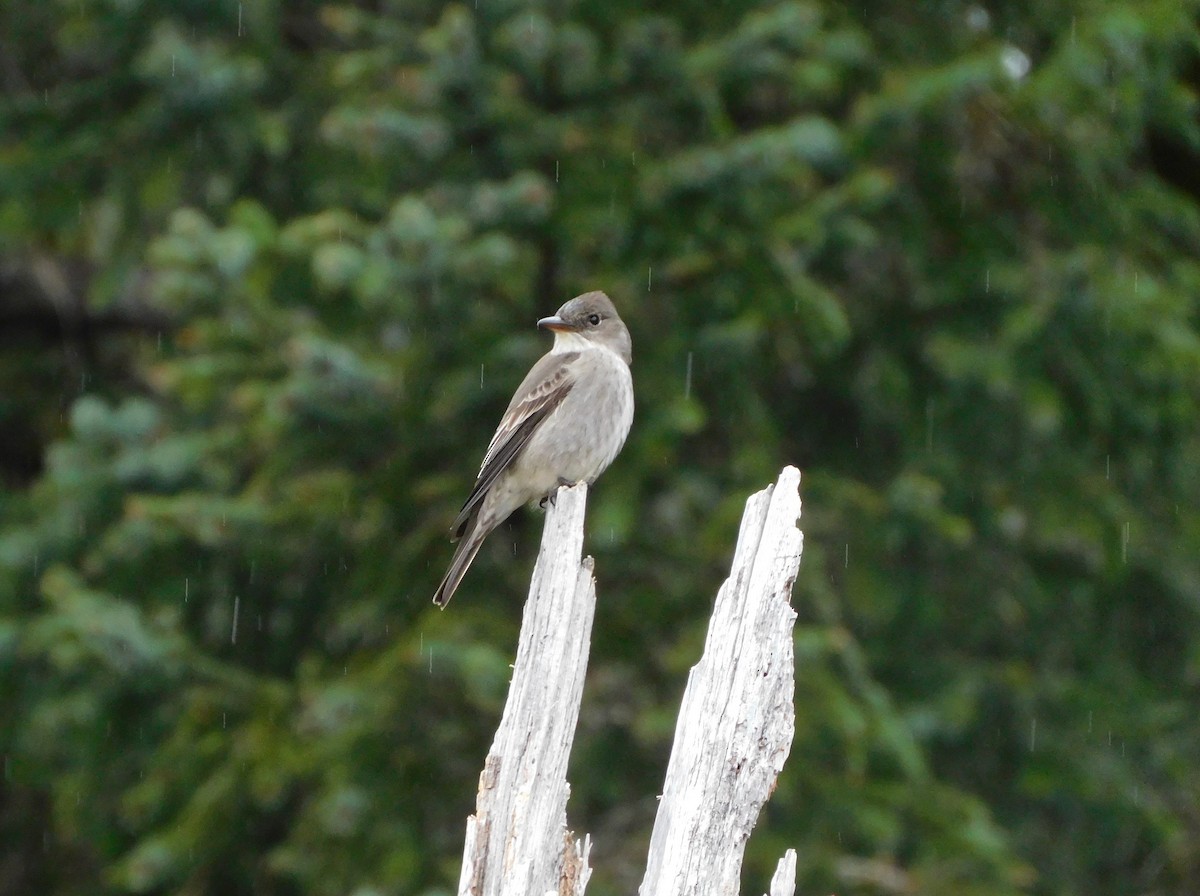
455, 468, 804, 896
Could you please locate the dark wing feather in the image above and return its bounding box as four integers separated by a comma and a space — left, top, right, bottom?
449, 351, 577, 540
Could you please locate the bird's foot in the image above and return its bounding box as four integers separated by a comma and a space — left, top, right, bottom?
539, 477, 577, 508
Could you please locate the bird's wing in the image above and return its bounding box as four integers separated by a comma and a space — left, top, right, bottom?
450, 351, 579, 540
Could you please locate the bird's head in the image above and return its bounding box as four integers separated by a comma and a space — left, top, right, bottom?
538, 291, 632, 364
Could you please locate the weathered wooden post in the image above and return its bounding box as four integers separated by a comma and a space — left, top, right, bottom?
455, 467, 803, 896
639, 465, 802, 896
456, 481, 596, 896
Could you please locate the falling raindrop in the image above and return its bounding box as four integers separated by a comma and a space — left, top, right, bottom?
647, 266, 653, 291
555, 160, 559, 183
171, 55, 176, 76
184, 577, 189, 602
480, 363, 485, 390
844, 544, 849, 569
684, 351, 693, 399
231, 596, 240, 644
985, 269, 990, 293
1030, 718, 1037, 751
237, 4, 243, 37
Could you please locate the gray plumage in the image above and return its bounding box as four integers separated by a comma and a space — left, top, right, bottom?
433, 291, 634, 607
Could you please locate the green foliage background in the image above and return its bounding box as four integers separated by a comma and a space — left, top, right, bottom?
2, 1, 1199, 894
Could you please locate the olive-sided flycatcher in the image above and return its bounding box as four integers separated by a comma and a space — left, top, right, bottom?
433, 291, 634, 607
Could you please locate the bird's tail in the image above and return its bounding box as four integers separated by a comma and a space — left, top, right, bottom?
432, 519, 487, 608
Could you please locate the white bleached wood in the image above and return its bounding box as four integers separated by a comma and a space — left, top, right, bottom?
456, 482, 595, 896
766, 849, 797, 896
639, 466, 803, 896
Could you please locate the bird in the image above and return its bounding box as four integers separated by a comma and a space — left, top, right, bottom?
432, 291, 634, 607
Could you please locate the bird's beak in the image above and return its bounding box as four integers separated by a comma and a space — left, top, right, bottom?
537, 315, 575, 333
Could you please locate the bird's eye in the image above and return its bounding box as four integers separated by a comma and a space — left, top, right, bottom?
586, 313, 601, 326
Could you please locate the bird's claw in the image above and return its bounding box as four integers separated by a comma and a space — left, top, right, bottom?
540, 478, 577, 509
